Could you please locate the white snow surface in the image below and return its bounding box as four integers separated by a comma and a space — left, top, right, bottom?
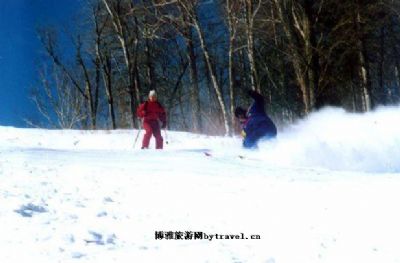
1, 106, 400, 263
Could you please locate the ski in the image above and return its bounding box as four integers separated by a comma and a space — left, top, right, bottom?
203, 151, 248, 160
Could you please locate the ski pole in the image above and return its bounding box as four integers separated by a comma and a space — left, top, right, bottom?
133, 119, 143, 149
164, 128, 168, 145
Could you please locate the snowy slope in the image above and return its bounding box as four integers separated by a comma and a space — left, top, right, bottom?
1, 106, 400, 263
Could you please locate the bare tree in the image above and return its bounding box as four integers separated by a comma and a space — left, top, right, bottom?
177, 0, 230, 135
271, 0, 317, 113
74, 34, 100, 128
223, 0, 244, 132
242, 0, 262, 92
90, 1, 118, 128
29, 65, 86, 128
101, 0, 141, 127
37, 28, 98, 127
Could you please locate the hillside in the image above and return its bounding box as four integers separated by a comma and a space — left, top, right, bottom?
1, 106, 400, 263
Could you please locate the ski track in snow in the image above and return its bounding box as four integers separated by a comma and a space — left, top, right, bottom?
1, 107, 400, 263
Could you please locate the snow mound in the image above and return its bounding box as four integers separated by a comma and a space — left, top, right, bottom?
258, 106, 400, 173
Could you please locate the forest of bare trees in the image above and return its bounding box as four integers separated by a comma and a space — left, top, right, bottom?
31, 0, 400, 135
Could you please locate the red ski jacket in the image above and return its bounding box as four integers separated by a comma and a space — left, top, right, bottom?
136, 101, 166, 124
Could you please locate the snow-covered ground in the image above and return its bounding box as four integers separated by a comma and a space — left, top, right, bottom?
1, 106, 400, 263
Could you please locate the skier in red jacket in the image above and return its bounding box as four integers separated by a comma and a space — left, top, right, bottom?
136, 90, 167, 149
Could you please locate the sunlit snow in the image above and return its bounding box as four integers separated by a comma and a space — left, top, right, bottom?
1, 106, 400, 263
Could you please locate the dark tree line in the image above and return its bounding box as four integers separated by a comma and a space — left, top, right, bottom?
30, 0, 400, 135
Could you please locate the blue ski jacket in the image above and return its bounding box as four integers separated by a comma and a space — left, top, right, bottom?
242, 91, 277, 148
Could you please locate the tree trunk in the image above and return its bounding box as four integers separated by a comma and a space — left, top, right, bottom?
76, 39, 96, 129
389, 17, 400, 103
145, 37, 155, 90
304, 0, 318, 112
102, 53, 117, 129
192, 14, 230, 135
226, 0, 237, 134
354, 1, 372, 111
228, 29, 236, 134
379, 26, 386, 104
244, 0, 259, 92
102, 0, 139, 127
273, 0, 315, 114
394, 66, 400, 103
185, 20, 202, 133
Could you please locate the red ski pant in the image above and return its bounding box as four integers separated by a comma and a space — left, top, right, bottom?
142, 120, 163, 149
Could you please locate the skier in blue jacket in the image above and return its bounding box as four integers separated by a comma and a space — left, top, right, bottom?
235, 90, 277, 148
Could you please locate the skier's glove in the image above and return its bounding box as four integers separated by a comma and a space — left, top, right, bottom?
161, 121, 167, 129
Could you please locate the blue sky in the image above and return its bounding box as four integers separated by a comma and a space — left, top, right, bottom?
0, 0, 82, 127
